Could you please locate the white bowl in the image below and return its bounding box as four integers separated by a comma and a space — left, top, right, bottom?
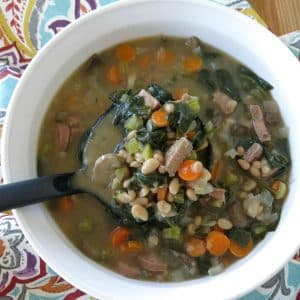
2, 0, 300, 299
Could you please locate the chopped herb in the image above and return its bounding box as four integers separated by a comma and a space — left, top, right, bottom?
163, 225, 181, 240
196, 254, 212, 274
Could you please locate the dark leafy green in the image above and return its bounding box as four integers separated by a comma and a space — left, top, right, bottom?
168, 103, 197, 132
215, 69, 241, 102
196, 255, 212, 275
191, 118, 205, 148
198, 69, 216, 92
264, 148, 289, 169
134, 172, 166, 187
229, 228, 251, 247
147, 83, 173, 103
238, 65, 273, 91
136, 127, 167, 149
109, 90, 151, 126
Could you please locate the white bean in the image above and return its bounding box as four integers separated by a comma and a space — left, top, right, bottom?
238, 159, 250, 170
217, 218, 233, 230
139, 186, 150, 197
141, 158, 160, 175
164, 103, 175, 113
157, 200, 171, 215
131, 197, 149, 206
169, 178, 180, 195
127, 130, 137, 140
131, 204, 148, 221
116, 192, 133, 204
153, 150, 164, 163
192, 161, 203, 173
186, 188, 197, 201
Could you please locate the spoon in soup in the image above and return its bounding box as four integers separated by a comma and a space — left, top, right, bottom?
0, 107, 128, 216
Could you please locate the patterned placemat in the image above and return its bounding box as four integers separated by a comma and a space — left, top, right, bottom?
0, 1, 300, 299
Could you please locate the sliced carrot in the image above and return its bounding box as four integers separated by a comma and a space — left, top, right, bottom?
157, 186, 168, 201
107, 65, 121, 84
111, 226, 130, 248
58, 196, 74, 213
151, 109, 169, 127
172, 87, 188, 100
120, 240, 144, 253
138, 53, 152, 70
157, 48, 174, 65
116, 43, 136, 62
206, 230, 230, 256
185, 237, 206, 257
178, 160, 203, 181
211, 160, 220, 183
229, 238, 254, 258
182, 55, 203, 72
186, 130, 196, 140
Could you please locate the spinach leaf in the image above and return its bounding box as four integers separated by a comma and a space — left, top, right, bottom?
111, 92, 151, 126
136, 127, 167, 149
198, 69, 217, 92
238, 65, 273, 91
109, 89, 132, 104
168, 102, 197, 132
264, 148, 290, 169
196, 255, 212, 275
229, 228, 251, 247
215, 69, 241, 102
147, 83, 173, 103
191, 117, 205, 148
134, 172, 166, 187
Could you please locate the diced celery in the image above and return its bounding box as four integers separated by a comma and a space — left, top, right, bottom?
252, 224, 267, 237
226, 171, 237, 186
111, 177, 122, 190
77, 217, 93, 233
188, 97, 201, 113
210, 199, 224, 208
124, 115, 143, 131
187, 150, 198, 160
125, 138, 140, 154
174, 190, 185, 204
163, 225, 181, 240
114, 167, 130, 181
142, 144, 153, 159
194, 183, 214, 195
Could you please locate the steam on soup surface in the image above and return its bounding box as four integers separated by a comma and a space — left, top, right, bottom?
38, 36, 290, 281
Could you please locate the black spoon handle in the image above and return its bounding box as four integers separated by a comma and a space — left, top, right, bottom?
0, 173, 80, 211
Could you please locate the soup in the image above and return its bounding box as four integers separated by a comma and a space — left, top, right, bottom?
38, 36, 290, 281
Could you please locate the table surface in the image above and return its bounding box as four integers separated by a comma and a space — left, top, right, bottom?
250, 0, 300, 35
0, 1, 300, 299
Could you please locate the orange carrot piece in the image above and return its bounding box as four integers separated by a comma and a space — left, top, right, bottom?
151, 109, 169, 127
178, 160, 203, 181
116, 44, 136, 62
107, 65, 121, 84
206, 230, 230, 256
173, 87, 188, 100
157, 186, 168, 201
120, 240, 144, 253
211, 160, 220, 183
138, 53, 152, 70
182, 55, 203, 72
58, 196, 74, 213
157, 48, 175, 65
185, 237, 206, 257
111, 227, 130, 248
229, 238, 254, 258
